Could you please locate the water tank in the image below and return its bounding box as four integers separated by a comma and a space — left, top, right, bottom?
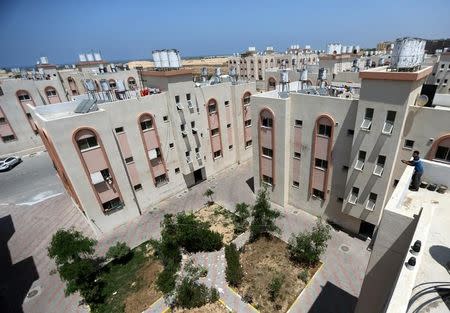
280, 70, 289, 83
84, 79, 96, 91
86, 53, 94, 62
201, 67, 208, 77
152, 50, 162, 68
100, 79, 110, 91
229, 67, 236, 76
94, 52, 102, 61
318, 68, 327, 80
40, 56, 49, 64
305, 45, 311, 50
248, 47, 256, 52
355, 45, 360, 53
79, 53, 87, 62
342, 46, 347, 54
110, 63, 116, 72
390, 38, 426, 70
116, 80, 126, 92
160, 50, 170, 68
168, 49, 180, 68
379, 58, 385, 66
215, 67, 221, 77
300, 68, 308, 81
348, 46, 353, 54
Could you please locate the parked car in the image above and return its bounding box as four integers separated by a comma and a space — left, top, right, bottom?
0, 156, 22, 171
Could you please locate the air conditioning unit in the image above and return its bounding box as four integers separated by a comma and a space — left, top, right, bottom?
382, 122, 394, 135
176, 104, 184, 110
365, 200, 375, 211
196, 152, 201, 160
187, 100, 194, 109
186, 156, 192, 164
373, 164, 384, 176
360, 119, 372, 130
192, 127, 198, 133
348, 193, 358, 205
181, 130, 188, 136
354, 160, 365, 171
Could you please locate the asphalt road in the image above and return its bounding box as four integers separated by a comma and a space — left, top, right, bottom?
0, 152, 65, 206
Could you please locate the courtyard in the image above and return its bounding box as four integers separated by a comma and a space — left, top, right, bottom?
0, 151, 370, 313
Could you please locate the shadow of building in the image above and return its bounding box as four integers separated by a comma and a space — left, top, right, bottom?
0, 215, 39, 313
308, 281, 357, 313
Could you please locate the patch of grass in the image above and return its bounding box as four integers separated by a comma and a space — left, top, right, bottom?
93, 243, 161, 313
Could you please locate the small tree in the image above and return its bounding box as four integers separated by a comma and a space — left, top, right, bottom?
288, 218, 332, 265
249, 187, 280, 242
268, 273, 284, 302
106, 241, 131, 263
47, 228, 102, 305
233, 202, 250, 235
225, 243, 243, 286
203, 188, 214, 204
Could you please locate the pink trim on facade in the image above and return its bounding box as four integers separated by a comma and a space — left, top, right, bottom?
0, 106, 17, 141
258, 107, 275, 188
137, 113, 168, 185
16, 90, 38, 133
206, 98, 224, 160
242, 91, 252, 146
427, 133, 450, 163
308, 114, 335, 200
44, 86, 61, 104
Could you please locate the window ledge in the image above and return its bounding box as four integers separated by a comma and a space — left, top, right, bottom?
213, 155, 223, 160
245, 125, 252, 128
293, 156, 301, 160
314, 166, 327, 172
142, 128, 154, 133
294, 125, 303, 128
317, 134, 330, 139
403, 146, 413, 151
261, 126, 273, 130
262, 155, 273, 160
80, 145, 100, 153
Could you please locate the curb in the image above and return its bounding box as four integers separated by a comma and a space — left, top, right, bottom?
227, 286, 260, 312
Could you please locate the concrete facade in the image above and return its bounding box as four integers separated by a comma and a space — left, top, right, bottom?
426, 52, 450, 94
30, 70, 256, 232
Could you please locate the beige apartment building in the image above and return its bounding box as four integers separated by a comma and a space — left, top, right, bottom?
251, 65, 450, 236
30, 69, 255, 232
0, 56, 142, 155
426, 51, 450, 94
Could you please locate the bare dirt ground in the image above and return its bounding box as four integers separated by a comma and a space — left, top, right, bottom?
124, 260, 164, 313
237, 236, 320, 313
194, 204, 235, 244
172, 301, 230, 313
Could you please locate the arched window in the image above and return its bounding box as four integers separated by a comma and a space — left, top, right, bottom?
67, 77, 79, 95
16, 90, 34, 105
45, 86, 61, 104
243, 92, 251, 105
430, 135, 450, 163
75, 129, 99, 151
259, 108, 275, 187
268, 77, 276, 91
140, 115, 154, 131
128, 77, 137, 90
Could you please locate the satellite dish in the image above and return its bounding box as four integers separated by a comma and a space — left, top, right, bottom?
415, 94, 428, 107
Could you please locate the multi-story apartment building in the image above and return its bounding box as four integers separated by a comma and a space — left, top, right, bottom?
0, 55, 142, 155
30, 69, 256, 232
426, 51, 450, 94
250, 64, 450, 236
227, 46, 319, 82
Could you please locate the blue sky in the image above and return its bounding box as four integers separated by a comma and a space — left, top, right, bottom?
0, 0, 449, 67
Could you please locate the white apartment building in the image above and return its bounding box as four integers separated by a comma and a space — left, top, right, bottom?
30, 68, 256, 232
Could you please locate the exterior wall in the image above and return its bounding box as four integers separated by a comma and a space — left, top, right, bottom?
426, 52, 450, 94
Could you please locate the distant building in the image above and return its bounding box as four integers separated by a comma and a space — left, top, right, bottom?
426, 52, 450, 94
425, 38, 450, 54
377, 41, 394, 52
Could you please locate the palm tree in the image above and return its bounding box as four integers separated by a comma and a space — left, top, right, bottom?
203, 188, 214, 204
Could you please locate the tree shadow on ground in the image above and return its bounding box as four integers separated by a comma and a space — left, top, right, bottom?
308, 281, 357, 313
0, 215, 39, 313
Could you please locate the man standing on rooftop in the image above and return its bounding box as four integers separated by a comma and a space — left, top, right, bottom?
401, 150, 424, 191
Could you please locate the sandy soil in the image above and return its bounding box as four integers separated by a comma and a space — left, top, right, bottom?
194, 204, 235, 244
237, 236, 320, 313
172, 301, 230, 313
124, 260, 164, 313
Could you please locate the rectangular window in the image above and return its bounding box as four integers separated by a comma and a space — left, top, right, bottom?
294, 152, 301, 159
293, 181, 300, 188
77, 136, 98, 151
243, 95, 251, 104
133, 184, 143, 191
208, 104, 217, 114
2, 135, 16, 142
373, 155, 386, 176
169, 143, 174, 148
186, 93, 191, 101
366, 192, 377, 211
115, 127, 124, 133
46, 90, 57, 96
348, 187, 359, 204
125, 156, 134, 164
175, 95, 180, 103
262, 175, 273, 186
347, 129, 354, 136
229, 145, 233, 150
102, 197, 123, 213
315, 158, 328, 170
262, 147, 273, 158
181, 124, 185, 131
224, 100, 229, 106
155, 174, 168, 187
382, 111, 396, 135
245, 140, 252, 148
191, 121, 195, 128
213, 150, 222, 159
211, 128, 220, 136
337, 197, 344, 203
342, 165, 349, 171
361, 108, 374, 130
0, 117, 6, 124
244, 119, 252, 127
295, 120, 303, 127
18, 94, 31, 101
435, 146, 450, 161
227, 123, 231, 128
355, 150, 366, 171
404, 139, 414, 150
163, 115, 169, 122
312, 188, 324, 199
261, 117, 273, 128
140, 119, 153, 131
175, 167, 180, 174
393, 179, 399, 187
318, 124, 332, 137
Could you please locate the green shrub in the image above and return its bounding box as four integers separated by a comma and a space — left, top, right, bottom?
268, 273, 284, 301
156, 261, 178, 294
225, 243, 243, 287
250, 187, 280, 242
106, 242, 131, 262
288, 218, 332, 265
298, 269, 309, 283
233, 202, 250, 235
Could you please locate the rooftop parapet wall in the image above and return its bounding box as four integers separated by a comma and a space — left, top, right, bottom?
359, 66, 433, 81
